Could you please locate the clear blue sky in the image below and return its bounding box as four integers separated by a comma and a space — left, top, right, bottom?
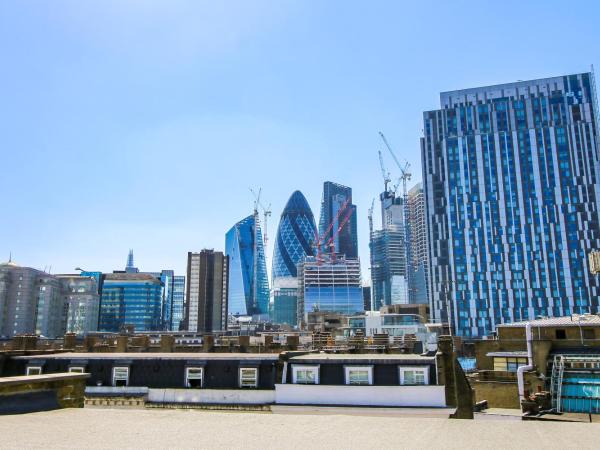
1, 0, 599, 277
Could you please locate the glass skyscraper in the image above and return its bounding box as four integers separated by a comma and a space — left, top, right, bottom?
225, 215, 270, 319
272, 191, 317, 279
422, 72, 600, 337
270, 190, 317, 327
319, 181, 358, 258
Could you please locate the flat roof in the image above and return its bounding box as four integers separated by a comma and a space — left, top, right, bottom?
498, 315, 600, 328
486, 351, 528, 358
14, 352, 280, 361
289, 354, 435, 363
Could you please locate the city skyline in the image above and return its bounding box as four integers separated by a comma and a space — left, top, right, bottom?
2, 1, 598, 278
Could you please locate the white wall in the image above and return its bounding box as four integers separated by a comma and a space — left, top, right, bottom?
147, 388, 275, 405
275, 384, 446, 407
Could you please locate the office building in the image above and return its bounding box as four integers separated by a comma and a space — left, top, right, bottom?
57, 274, 100, 335
225, 215, 270, 319
422, 72, 600, 337
318, 181, 358, 258
0, 259, 68, 338
183, 250, 228, 333
407, 183, 429, 304
145, 270, 185, 331
270, 277, 299, 327
270, 190, 317, 327
362, 284, 372, 311
99, 273, 163, 332
170, 275, 185, 331
297, 254, 363, 324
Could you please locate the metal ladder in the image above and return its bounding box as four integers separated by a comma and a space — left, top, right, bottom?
550, 355, 565, 412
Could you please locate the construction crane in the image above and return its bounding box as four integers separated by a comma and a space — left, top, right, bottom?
378, 150, 391, 193
249, 187, 272, 312
313, 198, 352, 262
379, 131, 411, 198
368, 198, 375, 234
250, 188, 272, 255
378, 131, 413, 303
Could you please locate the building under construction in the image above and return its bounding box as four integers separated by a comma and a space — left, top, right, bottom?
297, 254, 363, 326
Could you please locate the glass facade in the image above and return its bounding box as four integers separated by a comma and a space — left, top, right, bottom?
143, 270, 185, 331
272, 190, 317, 279
225, 215, 269, 318
171, 275, 185, 331
270, 286, 298, 327
422, 73, 600, 337
99, 274, 163, 332
298, 255, 363, 320
319, 181, 358, 258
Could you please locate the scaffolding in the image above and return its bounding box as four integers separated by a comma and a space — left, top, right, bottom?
550, 354, 600, 414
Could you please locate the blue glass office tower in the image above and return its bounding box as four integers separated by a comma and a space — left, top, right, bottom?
225, 215, 270, 318
422, 73, 600, 337
319, 181, 358, 258
99, 273, 163, 332
271, 190, 317, 327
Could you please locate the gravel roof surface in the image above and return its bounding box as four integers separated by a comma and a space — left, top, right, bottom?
1, 408, 599, 449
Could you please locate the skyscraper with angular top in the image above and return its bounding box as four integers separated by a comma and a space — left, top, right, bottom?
319, 181, 358, 258
422, 72, 600, 337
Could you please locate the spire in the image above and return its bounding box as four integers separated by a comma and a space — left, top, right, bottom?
125, 249, 138, 273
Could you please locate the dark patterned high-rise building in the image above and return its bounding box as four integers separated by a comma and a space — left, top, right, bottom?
183, 250, 228, 332
319, 181, 358, 258
422, 72, 600, 337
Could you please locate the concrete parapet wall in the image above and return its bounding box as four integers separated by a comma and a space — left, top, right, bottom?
275, 384, 447, 407
147, 388, 275, 405
0, 373, 89, 413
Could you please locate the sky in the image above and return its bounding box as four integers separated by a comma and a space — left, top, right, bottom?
1, 0, 599, 278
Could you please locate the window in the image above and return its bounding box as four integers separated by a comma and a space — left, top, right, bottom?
185, 367, 204, 388
555, 329, 567, 340
26, 366, 42, 376
583, 329, 595, 340
344, 366, 373, 385
292, 365, 319, 384
69, 366, 85, 373
239, 368, 258, 388
112, 366, 129, 387
493, 357, 528, 372
399, 367, 429, 385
